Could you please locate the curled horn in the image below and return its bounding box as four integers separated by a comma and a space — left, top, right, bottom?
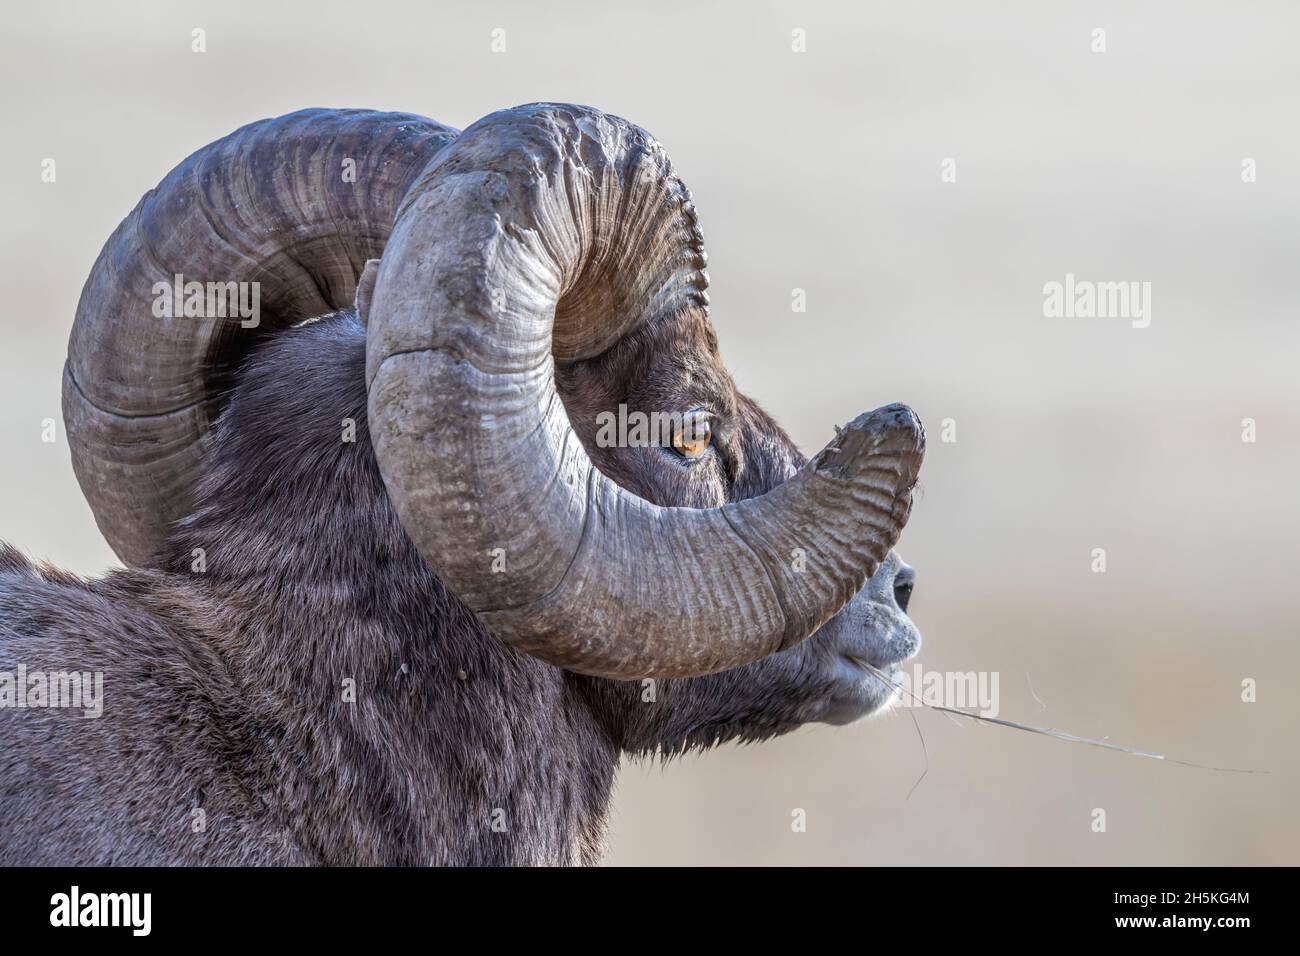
64, 108, 457, 565
364, 104, 925, 677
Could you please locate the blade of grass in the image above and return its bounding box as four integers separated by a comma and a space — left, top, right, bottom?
849, 656, 1265, 775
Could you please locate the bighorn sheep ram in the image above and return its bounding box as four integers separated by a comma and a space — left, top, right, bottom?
0, 104, 924, 865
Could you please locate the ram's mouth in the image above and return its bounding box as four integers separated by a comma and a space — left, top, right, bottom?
841, 654, 906, 696
847, 655, 909, 697
813, 654, 907, 725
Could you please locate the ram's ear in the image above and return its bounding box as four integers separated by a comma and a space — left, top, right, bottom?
354, 258, 381, 328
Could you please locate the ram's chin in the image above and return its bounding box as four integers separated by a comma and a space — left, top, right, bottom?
816, 659, 906, 726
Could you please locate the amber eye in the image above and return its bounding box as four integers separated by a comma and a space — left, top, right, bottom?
672, 413, 712, 460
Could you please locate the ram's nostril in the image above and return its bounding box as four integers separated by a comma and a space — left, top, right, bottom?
893, 580, 913, 613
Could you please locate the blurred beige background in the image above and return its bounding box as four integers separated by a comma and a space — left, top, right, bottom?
1, 0, 1295, 864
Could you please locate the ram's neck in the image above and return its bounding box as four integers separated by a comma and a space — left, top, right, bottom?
156, 312, 619, 865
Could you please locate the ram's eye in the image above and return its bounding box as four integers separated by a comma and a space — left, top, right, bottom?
672, 413, 712, 460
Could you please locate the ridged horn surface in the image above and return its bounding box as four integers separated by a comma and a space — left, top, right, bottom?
365, 104, 926, 678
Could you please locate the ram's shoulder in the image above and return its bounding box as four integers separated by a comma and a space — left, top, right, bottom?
0, 542, 81, 585
0, 548, 198, 669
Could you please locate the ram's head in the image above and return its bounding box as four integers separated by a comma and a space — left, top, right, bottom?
63, 104, 924, 718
